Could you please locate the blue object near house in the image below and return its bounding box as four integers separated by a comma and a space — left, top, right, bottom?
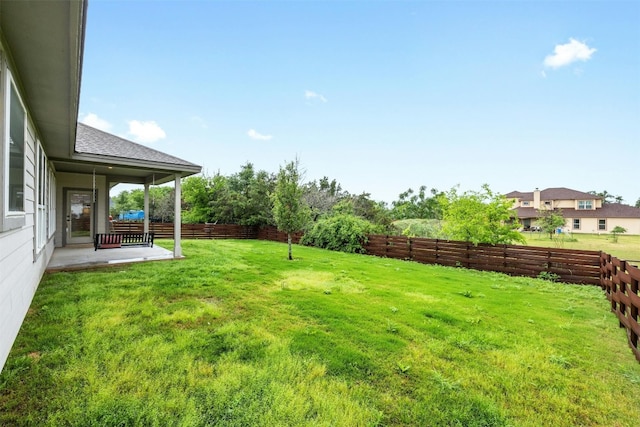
119, 210, 145, 221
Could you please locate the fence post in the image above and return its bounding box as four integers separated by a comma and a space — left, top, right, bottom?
619, 260, 627, 329
408, 237, 413, 261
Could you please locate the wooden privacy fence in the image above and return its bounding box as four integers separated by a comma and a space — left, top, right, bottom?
364, 235, 601, 285
114, 223, 600, 285
112, 222, 305, 242
600, 254, 640, 362
111, 222, 258, 239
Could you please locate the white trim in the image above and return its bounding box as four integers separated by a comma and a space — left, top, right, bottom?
2, 65, 28, 231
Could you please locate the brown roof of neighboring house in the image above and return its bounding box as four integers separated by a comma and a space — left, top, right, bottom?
513, 204, 640, 219
512, 207, 539, 219
562, 204, 640, 218
75, 123, 200, 169
505, 187, 602, 201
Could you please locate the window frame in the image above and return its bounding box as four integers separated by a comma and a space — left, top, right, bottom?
35, 140, 48, 252
577, 200, 593, 210
1, 64, 27, 231
598, 219, 606, 231
48, 168, 56, 238
573, 218, 581, 230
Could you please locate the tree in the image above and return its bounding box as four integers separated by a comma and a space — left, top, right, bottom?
349, 192, 393, 230
225, 163, 273, 225
391, 186, 444, 220
610, 226, 627, 243
588, 190, 623, 204
303, 177, 345, 221
439, 184, 525, 245
272, 160, 311, 260
182, 175, 216, 223
111, 189, 143, 217
537, 209, 565, 239
149, 186, 174, 222
635, 198, 640, 208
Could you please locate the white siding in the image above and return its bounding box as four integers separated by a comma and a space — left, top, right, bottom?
0, 77, 55, 371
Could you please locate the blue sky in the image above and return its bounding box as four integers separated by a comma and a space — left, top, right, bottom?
79, 0, 640, 205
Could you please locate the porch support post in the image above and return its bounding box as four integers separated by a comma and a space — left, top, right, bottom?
173, 173, 182, 258
143, 182, 150, 234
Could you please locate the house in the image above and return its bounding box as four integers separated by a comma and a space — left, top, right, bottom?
0, 2, 201, 371
506, 187, 640, 235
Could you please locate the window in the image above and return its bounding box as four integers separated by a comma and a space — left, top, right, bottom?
573, 219, 581, 230
598, 219, 606, 231
544, 201, 552, 207
577, 200, 593, 210
7, 79, 25, 212
48, 169, 56, 238
522, 201, 530, 206
35, 141, 48, 251
2, 67, 27, 231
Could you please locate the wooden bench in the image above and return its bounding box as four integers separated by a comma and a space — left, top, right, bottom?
94, 233, 154, 250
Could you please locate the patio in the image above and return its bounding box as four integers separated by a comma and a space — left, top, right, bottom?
46, 244, 177, 272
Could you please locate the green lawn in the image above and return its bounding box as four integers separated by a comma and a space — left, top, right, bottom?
1, 239, 639, 426
522, 231, 640, 262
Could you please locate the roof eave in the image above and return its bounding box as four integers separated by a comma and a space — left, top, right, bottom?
0, 0, 87, 158
71, 152, 202, 175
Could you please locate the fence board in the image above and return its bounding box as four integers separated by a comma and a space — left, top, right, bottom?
601, 254, 640, 362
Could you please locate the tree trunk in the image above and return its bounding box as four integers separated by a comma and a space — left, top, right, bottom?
287, 233, 293, 260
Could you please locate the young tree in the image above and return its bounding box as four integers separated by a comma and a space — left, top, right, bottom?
537, 209, 565, 240
439, 184, 525, 245
272, 160, 310, 260
610, 226, 627, 243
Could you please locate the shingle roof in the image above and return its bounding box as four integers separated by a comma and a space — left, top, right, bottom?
505, 187, 602, 201
540, 187, 600, 200
512, 207, 538, 219
505, 191, 532, 199
513, 204, 640, 219
562, 204, 640, 218
75, 123, 200, 169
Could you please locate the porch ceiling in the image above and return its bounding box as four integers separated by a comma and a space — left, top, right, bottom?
51, 158, 185, 186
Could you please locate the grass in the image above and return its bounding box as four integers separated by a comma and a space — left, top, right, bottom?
521, 231, 640, 261
1, 239, 640, 426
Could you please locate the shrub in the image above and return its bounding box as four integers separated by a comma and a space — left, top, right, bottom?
301, 213, 381, 253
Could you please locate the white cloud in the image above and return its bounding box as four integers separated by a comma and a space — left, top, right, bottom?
544, 38, 596, 69
127, 120, 166, 143
81, 113, 112, 132
305, 90, 328, 103
247, 129, 273, 141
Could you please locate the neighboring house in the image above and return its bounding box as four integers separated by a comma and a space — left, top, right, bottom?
0, 2, 201, 371
506, 187, 640, 235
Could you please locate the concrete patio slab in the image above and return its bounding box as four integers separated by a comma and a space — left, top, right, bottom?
46, 244, 177, 272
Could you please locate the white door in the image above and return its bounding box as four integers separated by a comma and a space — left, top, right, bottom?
67, 190, 93, 244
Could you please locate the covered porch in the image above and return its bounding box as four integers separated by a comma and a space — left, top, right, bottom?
51, 123, 202, 259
